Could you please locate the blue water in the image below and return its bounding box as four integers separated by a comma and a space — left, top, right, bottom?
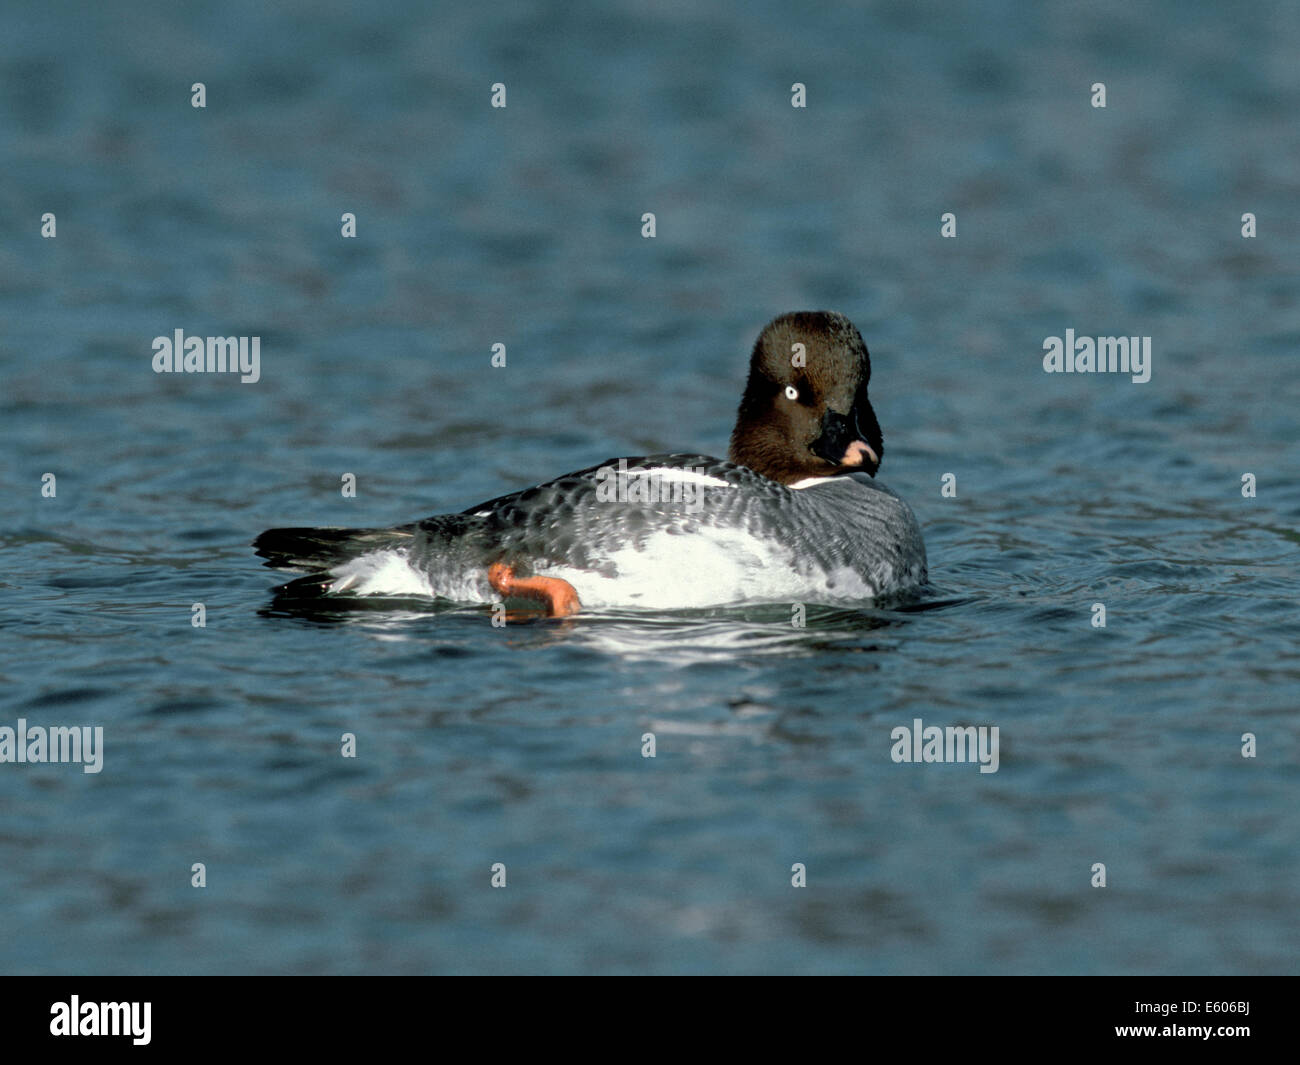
2, 0, 1298, 974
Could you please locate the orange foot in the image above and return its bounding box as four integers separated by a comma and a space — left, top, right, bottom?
488, 562, 581, 618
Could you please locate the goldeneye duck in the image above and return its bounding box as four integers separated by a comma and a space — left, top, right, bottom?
254, 311, 927, 615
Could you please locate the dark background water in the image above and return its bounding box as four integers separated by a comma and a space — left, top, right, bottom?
2, 0, 1297, 974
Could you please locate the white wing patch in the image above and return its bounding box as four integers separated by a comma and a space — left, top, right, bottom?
628, 467, 734, 488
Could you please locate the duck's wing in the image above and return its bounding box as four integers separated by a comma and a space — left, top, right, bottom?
404, 453, 794, 574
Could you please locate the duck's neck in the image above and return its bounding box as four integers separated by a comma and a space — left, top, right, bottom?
728, 429, 810, 487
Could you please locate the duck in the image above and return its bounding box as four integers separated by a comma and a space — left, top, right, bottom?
253, 311, 927, 615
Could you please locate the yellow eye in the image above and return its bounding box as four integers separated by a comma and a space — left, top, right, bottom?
784, 385, 799, 401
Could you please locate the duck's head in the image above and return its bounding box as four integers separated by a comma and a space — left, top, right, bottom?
728, 311, 885, 486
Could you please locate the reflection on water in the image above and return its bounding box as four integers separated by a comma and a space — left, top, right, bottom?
258, 587, 947, 662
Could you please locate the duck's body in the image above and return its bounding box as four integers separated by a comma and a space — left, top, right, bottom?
254, 454, 926, 611
254, 312, 928, 615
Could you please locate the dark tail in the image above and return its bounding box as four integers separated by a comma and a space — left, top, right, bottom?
251, 526, 412, 572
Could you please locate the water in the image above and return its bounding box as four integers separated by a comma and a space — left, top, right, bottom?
2, 0, 1298, 974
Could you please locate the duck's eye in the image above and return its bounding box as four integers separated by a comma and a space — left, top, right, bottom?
784, 385, 799, 401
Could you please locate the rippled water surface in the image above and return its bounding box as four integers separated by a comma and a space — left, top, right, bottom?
2, 0, 1298, 973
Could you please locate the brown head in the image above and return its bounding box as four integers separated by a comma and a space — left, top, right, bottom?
728, 311, 885, 486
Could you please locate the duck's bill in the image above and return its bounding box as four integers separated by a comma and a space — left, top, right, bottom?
839, 439, 879, 468
811, 408, 881, 475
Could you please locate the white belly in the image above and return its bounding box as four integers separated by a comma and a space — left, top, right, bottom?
538, 529, 878, 610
